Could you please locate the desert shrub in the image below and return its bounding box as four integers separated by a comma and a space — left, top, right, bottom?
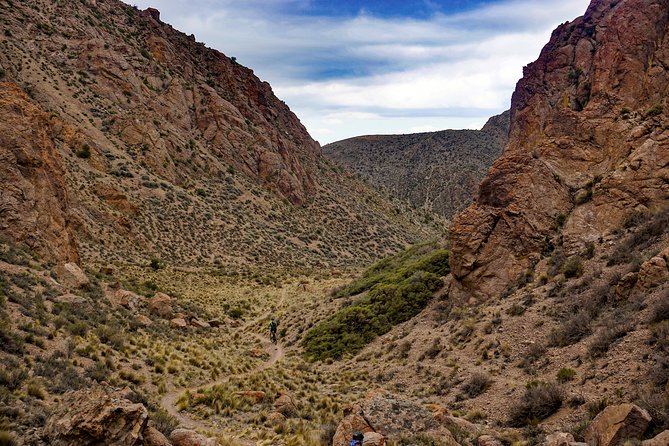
27, 382, 46, 399
588, 323, 629, 358
319, 422, 337, 446
520, 343, 547, 371
508, 381, 564, 427
85, 361, 111, 382
0, 431, 17, 446
645, 104, 664, 118
461, 372, 493, 398
150, 409, 179, 437
556, 368, 576, 383
563, 256, 584, 278
0, 321, 24, 355
304, 269, 444, 360
610, 209, 669, 266
547, 310, 592, 347
651, 290, 669, 324
507, 303, 526, 316
0, 366, 26, 391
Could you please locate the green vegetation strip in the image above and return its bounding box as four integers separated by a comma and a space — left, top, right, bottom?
303, 243, 449, 360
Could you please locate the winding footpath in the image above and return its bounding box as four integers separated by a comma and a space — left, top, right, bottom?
160, 290, 286, 441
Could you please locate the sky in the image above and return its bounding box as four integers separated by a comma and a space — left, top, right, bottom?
127, 0, 591, 144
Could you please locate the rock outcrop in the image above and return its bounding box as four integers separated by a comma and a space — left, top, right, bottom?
333, 390, 477, 446
43, 387, 148, 445
0, 83, 80, 265
170, 429, 219, 446
450, 0, 669, 299
584, 404, 652, 446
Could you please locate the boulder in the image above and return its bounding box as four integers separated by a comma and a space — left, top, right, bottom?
479, 435, 504, 446
170, 318, 188, 329
143, 426, 171, 446
332, 404, 375, 446
148, 293, 173, 318
363, 432, 386, 446
273, 392, 297, 417
268, 411, 286, 424
54, 293, 88, 308
190, 318, 210, 329
56, 263, 90, 289
235, 391, 266, 404
615, 272, 638, 300
360, 389, 438, 437
170, 429, 219, 446
584, 404, 651, 446
108, 289, 141, 310
544, 432, 575, 446
207, 319, 224, 328
137, 315, 153, 327
43, 386, 148, 445
635, 252, 669, 292
642, 430, 669, 446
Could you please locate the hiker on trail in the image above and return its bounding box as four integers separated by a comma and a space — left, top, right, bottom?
350, 432, 364, 446
269, 318, 278, 344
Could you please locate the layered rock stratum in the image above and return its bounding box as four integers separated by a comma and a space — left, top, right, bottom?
322, 111, 509, 219
450, 0, 669, 299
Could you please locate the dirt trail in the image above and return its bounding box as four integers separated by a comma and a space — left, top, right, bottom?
160, 289, 287, 440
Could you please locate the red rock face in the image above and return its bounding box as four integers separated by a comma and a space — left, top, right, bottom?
0, 83, 80, 264
450, 0, 669, 299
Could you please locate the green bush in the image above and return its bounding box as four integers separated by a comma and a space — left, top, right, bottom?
645, 104, 664, 118
508, 381, 564, 427
556, 368, 576, 383
562, 256, 584, 278
333, 242, 449, 299
304, 244, 447, 360
0, 431, 17, 446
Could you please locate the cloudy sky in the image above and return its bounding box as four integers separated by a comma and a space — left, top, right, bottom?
128, 0, 591, 144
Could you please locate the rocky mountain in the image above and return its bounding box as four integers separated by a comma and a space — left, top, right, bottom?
0, 0, 437, 270
322, 111, 509, 219
450, 0, 668, 300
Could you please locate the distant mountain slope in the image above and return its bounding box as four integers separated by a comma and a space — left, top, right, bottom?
0, 0, 439, 268
322, 111, 509, 219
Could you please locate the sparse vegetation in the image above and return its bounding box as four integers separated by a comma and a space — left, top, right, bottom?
508, 381, 564, 427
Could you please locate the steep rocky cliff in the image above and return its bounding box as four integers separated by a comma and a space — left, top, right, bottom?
0, 0, 435, 268
450, 0, 669, 299
322, 111, 509, 219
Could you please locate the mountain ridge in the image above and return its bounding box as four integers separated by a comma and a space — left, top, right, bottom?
322, 110, 510, 219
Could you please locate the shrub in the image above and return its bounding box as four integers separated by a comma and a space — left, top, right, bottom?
651, 290, 669, 323
27, 382, 46, 399
547, 310, 592, 347
149, 408, 179, 436
461, 372, 493, 398
76, 144, 91, 158
508, 381, 564, 427
0, 431, 17, 446
519, 343, 547, 371
333, 242, 449, 299
588, 324, 628, 358
563, 256, 584, 278
556, 368, 576, 383
303, 269, 444, 360
645, 104, 664, 118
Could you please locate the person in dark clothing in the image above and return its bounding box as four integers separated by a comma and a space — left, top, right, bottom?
269, 318, 278, 343
350, 432, 364, 446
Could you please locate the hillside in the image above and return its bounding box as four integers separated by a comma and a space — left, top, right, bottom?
322, 111, 509, 219
449, 0, 669, 300
0, 0, 439, 270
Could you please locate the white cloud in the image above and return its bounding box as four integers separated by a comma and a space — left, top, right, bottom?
127, 0, 590, 143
